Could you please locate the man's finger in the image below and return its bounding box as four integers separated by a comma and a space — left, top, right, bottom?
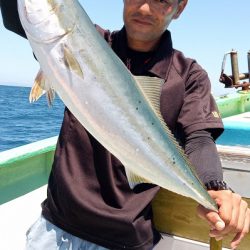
197, 205, 225, 231
231, 209, 250, 250
211, 190, 233, 225
236, 200, 248, 232
216, 193, 242, 235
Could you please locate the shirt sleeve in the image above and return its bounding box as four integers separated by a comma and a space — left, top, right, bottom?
177, 62, 224, 140
1, 0, 27, 38
184, 130, 223, 185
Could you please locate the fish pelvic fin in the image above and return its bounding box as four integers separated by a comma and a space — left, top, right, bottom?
46, 88, 56, 107
29, 69, 46, 103
134, 76, 204, 187
63, 44, 84, 78
29, 69, 55, 107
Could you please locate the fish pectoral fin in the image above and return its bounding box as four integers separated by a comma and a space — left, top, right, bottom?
63, 44, 84, 78
125, 167, 152, 189
29, 69, 55, 107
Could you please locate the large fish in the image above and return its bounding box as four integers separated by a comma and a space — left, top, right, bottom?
17, 0, 217, 211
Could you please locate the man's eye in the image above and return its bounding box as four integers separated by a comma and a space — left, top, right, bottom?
153, 0, 171, 8
158, 0, 169, 5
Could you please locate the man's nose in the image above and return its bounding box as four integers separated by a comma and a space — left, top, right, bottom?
138, 0, 152, 14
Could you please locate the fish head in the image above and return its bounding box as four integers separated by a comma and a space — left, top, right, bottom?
18, 0, 75, 43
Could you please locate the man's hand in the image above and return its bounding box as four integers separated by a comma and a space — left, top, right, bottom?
197, 190, 250, 250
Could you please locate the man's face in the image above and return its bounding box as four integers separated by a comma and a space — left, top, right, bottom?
123, 0, 185, 44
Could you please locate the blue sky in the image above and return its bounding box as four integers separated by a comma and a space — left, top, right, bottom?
0, 0, 249, 95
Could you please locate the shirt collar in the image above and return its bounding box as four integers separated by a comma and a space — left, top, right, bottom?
113, 27, 173, 79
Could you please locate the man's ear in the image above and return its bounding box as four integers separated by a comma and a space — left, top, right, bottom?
173, 0, 188, 19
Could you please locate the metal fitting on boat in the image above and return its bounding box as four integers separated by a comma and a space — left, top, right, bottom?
219, 49, 250, 91
248, 50, 250, 82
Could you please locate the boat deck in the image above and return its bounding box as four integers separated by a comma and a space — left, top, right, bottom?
0, 130, 249, 249
0, 184, 231, 250
0, 185, 47, 250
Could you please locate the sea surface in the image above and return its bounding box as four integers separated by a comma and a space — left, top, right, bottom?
0, 85, 65, 152
0, 85, 249, 153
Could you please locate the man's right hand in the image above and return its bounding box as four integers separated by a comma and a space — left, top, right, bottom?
197, 190, 250, 250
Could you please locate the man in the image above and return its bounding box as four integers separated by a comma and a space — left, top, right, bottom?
1, 0, 249, 249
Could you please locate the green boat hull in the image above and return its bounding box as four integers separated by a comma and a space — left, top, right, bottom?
216, 90, 250, 118
1, 91, 250, 204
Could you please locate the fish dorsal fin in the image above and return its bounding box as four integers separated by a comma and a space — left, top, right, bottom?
63, 44, 84, 78
134, 75, 187, 154
124, 76, 165, 188
134, 76, 164, 122
29, 69, 55, 107
124, 75, 197, 189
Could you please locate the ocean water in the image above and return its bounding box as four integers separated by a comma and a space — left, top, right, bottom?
0, 85, 65, 152
1, 85, 249, 153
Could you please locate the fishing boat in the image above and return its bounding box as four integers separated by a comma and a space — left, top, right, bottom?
1, 51, 250, 250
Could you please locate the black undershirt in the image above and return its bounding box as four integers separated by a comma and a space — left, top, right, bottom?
125, 48, 155, 75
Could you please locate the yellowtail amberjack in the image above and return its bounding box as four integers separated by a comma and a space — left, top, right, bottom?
17, 0, 217, 211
